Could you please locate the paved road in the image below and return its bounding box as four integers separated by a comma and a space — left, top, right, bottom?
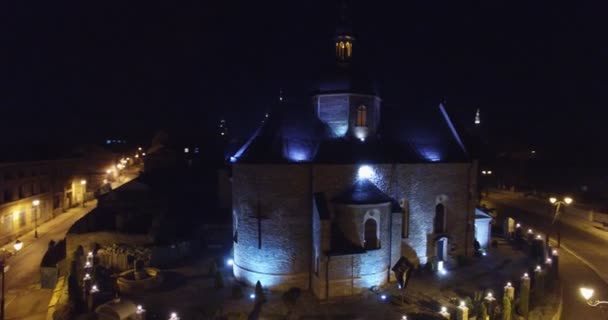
484, 192, 608, 319
3, 172, 138, 320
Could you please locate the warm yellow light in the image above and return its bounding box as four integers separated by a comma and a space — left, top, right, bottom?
487, 170, 492, 175
135, 154, 139, 158
13, 239, 23, 252
564, 197, 573, 205
32, 200, 40, 206
106, 169, 112, 174
549, 197, 557, 204
481, 170, 487, 175
138, 147, 142, 151
580, 287, 594, 301
103, 179, 108, 184
81, 180, 87, 185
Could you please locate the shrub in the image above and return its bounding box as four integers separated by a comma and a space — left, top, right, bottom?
502, 296, 511, 320
282, 287, 301, 315
255, 281, 266, 303
518, 281, 530, 317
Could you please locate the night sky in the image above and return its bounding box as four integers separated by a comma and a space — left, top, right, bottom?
4, 1, 607, 160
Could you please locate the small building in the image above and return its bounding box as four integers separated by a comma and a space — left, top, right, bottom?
474, 208, 493, 249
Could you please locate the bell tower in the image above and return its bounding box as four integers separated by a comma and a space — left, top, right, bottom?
335, 2, 354, 64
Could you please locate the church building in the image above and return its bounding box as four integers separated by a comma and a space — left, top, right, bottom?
229, 13, 478, 299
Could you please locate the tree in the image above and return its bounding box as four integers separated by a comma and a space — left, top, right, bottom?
502, 296, 512, 320
255, 281, 266, 304
518, 282, 530, 318
282, 288, 301, 317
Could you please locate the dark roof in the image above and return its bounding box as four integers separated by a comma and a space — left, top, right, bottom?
231, 100, 469, 164
333, 179, 392, 205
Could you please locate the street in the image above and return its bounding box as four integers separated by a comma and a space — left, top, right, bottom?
484, 192, 608, 319
2, 172, 137, 320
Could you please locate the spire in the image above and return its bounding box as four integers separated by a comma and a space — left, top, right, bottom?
474, 108, 481, 125
335, 1, 354, 63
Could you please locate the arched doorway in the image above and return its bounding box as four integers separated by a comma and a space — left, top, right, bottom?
436, 237, 448, 261
364, 218, 379, 250
434, 203, 446, 233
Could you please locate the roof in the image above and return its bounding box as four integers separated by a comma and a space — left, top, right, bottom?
475, 208, 493, 220
231, 99, 469, 164
333, 179, 392, 205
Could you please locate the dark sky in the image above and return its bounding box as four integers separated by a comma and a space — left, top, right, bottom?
4, 1, 608, 158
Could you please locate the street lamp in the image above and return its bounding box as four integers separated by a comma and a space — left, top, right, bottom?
80, 180, 87, 207
580, 287, 608, 307
32, 200, 40, 238
549, 196, 573, 247
169, 312, 180, 320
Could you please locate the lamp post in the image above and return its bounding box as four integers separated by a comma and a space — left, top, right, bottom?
549, 197, 573, 248
32, 200, 40, 238
2, 241, 23, 320
580, 287, 608, 307
80, 180, 87, 207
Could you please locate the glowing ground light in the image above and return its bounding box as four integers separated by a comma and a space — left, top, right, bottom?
226, 258, 234, 266
136, 305, 145, 314
250, 293, 256, 299
90, 285, 99, 293
357, 165, 374, 180
523, 273, 529, 279
380, 294, 387, 300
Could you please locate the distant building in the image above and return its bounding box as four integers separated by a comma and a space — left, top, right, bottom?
230, 13, 478, 299
0, 157, 81, 244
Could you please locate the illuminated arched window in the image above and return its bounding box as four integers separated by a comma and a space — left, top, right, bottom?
364, 218, 379, 250
346, 41, 352, 58
356, 105, 367, 127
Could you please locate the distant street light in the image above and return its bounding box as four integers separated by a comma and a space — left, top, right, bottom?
169, 312, 180, 320
580, 287, 608, 307
549, 196, 573, 247
80, 180, 87, 207
32, 200, 40, 238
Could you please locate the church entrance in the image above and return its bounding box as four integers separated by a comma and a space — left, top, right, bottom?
436, 237, 448, 261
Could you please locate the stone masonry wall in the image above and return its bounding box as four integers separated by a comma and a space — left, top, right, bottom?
232, 164, 312, 290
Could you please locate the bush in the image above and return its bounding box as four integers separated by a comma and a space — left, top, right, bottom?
282, 287, 301, 315
255, 280, 266, 303
231, 285, 244, 299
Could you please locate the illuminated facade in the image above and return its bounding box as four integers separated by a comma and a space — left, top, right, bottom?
0, 159, 83, 244
230, 11, 477, 299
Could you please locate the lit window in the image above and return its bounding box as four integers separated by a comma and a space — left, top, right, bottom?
356, 105, 367, 127
346, 41, 352, 57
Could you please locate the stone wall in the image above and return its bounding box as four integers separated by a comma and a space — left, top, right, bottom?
234, 161, 475, 294
232, 164, 312, 290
